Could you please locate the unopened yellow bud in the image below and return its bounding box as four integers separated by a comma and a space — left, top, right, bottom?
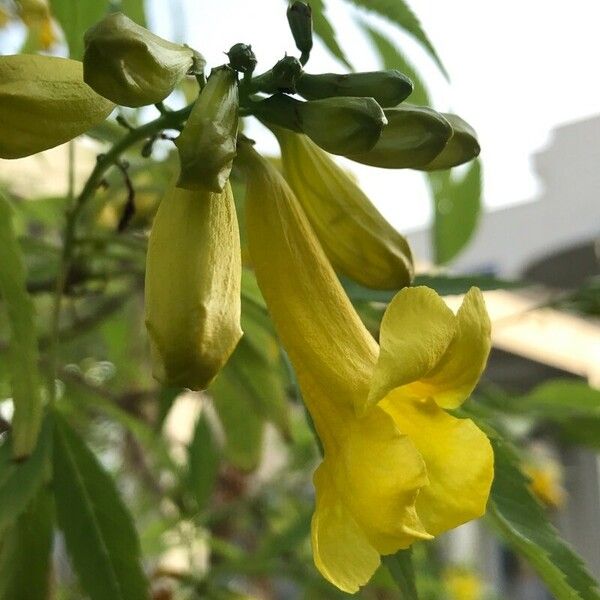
176, 66, 239, 192
83, 12, 202, 107
348, 104, 452, 169
145, 181, 242, 390
254, 93, 386, 156
421, 113, 480, 171
0, 54, 114, 159
274, 127, 413, 289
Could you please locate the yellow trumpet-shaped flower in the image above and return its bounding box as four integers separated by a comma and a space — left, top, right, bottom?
238, 142, 494, 594
273, 126, 414, 290
145, 181, 242, 390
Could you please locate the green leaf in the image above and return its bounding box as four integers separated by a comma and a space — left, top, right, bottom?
50, 0, 109, 58
0, 415, 52, 533
309, 0, 353, 69
487, 434, 600, 600
53, 412, 149, 600
210, 371, 264, 472
0, 487, 54, 600
186, 413, 219, 511
0, 193, 42, 459
360, 22, 430, 106
383, 549, 419, 600
344, 0, 447, 78
119, 0, 146, 27
429, 159, 482, 264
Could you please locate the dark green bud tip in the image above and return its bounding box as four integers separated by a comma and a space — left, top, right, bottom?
251, 55, 303, 94
287, 1, 313, 63
226, 43, 257, 74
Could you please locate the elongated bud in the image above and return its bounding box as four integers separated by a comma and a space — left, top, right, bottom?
175, 66, 239, 192
250, 55, 303, 94
0, 54, 114, 159
420, 114, 480, 171
83, 12, 203, 107
145, 181, 242, 391
226, 43, 257, 74
287, 1, 313, 64
254, 93, 387, 156
297, 70, 413, 108
347, 104, 452, 169
273, 127, 413, 289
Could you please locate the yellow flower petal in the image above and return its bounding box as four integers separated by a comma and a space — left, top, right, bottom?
312, 463, 381, 594
238, 141, 378, 424
382, 391, 494, 535
274, 127, 414, 290
406, 288, 491, 409
368, 286, 456, 409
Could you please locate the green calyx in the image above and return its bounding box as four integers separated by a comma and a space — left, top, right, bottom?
83, 12, 203, 107
250, 55, 303, 94
254, 93, 387, 156
175, 66, 239, 192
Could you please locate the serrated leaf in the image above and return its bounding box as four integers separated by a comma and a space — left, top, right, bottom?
50, 0, 109, 58
53, 412, 149, 600
344, 0, 447, 78
429, 159, 482, 264
0, 193, 42, 459
487, 434, 600, 600
0, 487, 54, 600
0, 415, 52, 533
309, 0, 352, 69
360, 21, 430, 106
186, 413, 219, 511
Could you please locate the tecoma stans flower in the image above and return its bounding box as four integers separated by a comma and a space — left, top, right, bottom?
237, 141, 494, 594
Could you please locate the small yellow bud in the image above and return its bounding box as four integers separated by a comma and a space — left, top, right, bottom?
348, 104, 452, 169
145, 181, 242, 390
0, 54, 115, 159
274, 127, 414, 289
83, 12, 202, 107
175, 66, 239, 193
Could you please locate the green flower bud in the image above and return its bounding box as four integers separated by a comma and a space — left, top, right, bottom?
250, 56, 303, 94
83, 12, 203, 107
420, 113, 480, 171
175, 66, 239, 192
347, 104, 452, 168
287, 1, 313, 63
226, 43, 257, 74
297, 70, 413, 107
0, 54, 114, 159
274, 126, 414, 289
145, 181, 242, 391
254, 93, 387, 156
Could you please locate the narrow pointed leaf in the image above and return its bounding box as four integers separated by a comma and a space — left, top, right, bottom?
487, 434, 600, 600
0, 193, 42, 459
53, 412, 149, 600
0, 415, 52, 532
429, 159, 482, 264
0, 487, 54, 600
309, 0, 352, 69
383, 550, 419, 600
345, 0, 447, 78
186, 413, 219, 511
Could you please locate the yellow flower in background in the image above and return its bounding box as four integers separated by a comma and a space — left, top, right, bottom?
524, 457, 566, 510
238, 141, 494, 594
18, 0, 58, 50
444, 567, 485, 600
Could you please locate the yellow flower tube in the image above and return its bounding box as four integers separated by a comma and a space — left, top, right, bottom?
273, 126, 414, 290
145, 181, 242, 390
238, 141, 494, 594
